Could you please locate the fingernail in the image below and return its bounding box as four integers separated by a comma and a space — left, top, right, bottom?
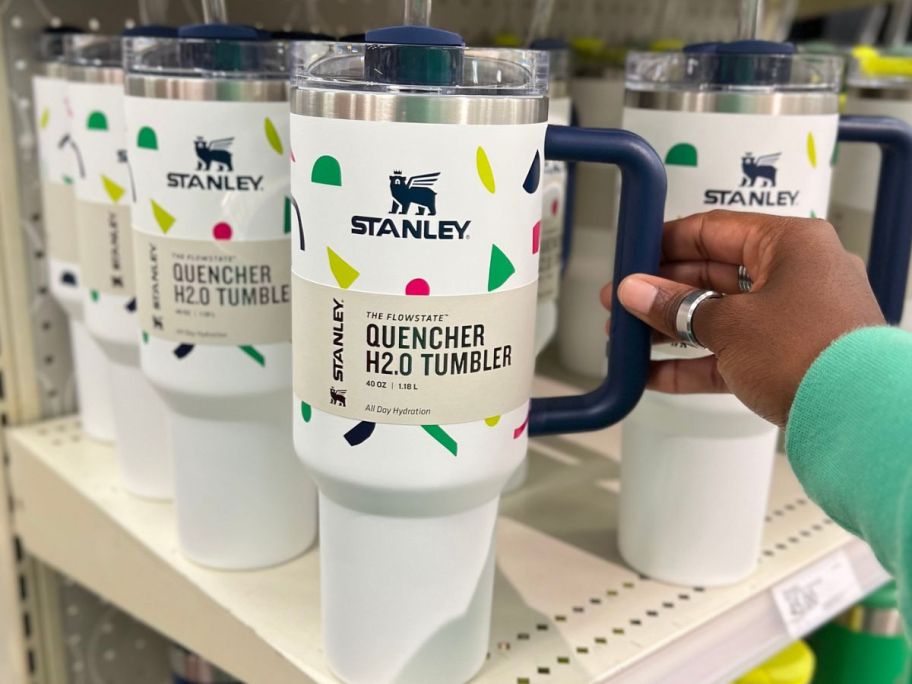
618, 277, 658, 315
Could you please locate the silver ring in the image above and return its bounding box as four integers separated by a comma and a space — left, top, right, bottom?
738, 264, 753, 293
675, 289, 723, 347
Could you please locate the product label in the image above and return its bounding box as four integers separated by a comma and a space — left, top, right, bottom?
126, 96, 291, 346
76, 202, 134, 295
41, 181, 78, 264
622, 107, 839, 359
771, 550, 863, 638
33, 74, 78, 263
68, 80, 136, 299
290, 114, 545, 425
134, 232, 290, 344
293, 278, 535, 424
537, 96, 571, 303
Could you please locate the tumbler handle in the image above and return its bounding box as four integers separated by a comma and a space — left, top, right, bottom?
530, 125, 666, 437
838, 115, 912, 325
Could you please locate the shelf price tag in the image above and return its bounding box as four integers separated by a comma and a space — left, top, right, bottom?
771, 550, 863, 638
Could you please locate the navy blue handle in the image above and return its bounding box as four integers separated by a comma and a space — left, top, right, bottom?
529, 126, 666, 436
838, 115, 912, 325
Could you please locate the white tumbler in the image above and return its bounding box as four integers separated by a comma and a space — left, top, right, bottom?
831, 49, 912, 331
289, 27, 666, 683
65, 33, 173, 499
622, 41, 862, 586
34, 31, 116, 441
124, 25, 316, 568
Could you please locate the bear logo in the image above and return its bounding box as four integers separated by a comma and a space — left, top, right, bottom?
389, 170, 440, 215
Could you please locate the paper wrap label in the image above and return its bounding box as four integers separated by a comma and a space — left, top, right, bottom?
76, 201, 134, 296
126, 95, 291, 346
42, 181, 78, 264
134, 233, 290, 344
290, 113, 545, 426
293, 277, 535, 424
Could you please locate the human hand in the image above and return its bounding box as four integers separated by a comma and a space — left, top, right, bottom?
601, 210, 885, 427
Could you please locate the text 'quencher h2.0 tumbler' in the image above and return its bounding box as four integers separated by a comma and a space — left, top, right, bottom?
65, 32, 174, 499
124, 25, 317, 569
34, 30, 116, 441
289, 26, 666, 684
620, 40, 912, 587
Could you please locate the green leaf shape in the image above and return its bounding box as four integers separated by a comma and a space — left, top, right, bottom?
807, 132, 817, 168
327, 247, 359, 289
422, 425, 457, 457
264, 117, 283, 155
311, 155, 342, 186
87, 111, 108, 131
150, 199, 175, 234
484, 416, 500, 427
90, 290, 99, 302
137, 126, 158, 150
284, 196, 291, 234
239, 345, 265, 367
62, 175, 74, 185
142, 331, 149, 344
487, 244, 516, 291
101, 175, 125, 203
665, 143, 698, 167
300, 401, 312, 423
476, 146, 496, 193
39, 108, 49, 130
831, 142, 839, 167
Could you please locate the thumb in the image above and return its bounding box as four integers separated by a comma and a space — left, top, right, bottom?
617, 274, 728, 351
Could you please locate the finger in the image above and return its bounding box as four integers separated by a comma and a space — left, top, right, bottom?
658, 261, 741, 294
616, 274, 731, 353
662, 210, 782, 269
601, 284, 675, 343
647, 356, 730, 394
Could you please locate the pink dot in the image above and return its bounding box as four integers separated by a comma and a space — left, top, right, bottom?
212, 222, 232, 240
551, 198, 559, 216
405, 278, 430, 296
532, 221, 541, 254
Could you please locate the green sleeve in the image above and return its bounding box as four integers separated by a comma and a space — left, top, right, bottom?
785, 326, 912, 635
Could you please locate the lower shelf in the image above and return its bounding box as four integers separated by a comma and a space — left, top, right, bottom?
5, 376, 888, 684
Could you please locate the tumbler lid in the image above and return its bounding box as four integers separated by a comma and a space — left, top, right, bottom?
64, 34, 123, 70
38, 26, 82, 62
627, 40, 841, 93
293, 26, 547, 96
121, 25, 177, 38
178, 23, 267, 41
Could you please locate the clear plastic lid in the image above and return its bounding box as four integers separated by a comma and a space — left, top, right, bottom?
627, 47, 843, 93
38, 29, 79, 62
292, 42, 548, 97
124, 36, 288, 79
64, 34, 123, 69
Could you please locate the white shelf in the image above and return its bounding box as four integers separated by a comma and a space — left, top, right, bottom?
5, 376, 888, 684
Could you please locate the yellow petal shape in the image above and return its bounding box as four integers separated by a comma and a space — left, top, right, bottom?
484, 416, 501, 427
39, 108, 49, 129
151, 199, 175, 234
101, 174, 125, 203
476, 146, 496, 193
806, 132, 817, 168
264, 117, 283, 155
327, 247, 359, 289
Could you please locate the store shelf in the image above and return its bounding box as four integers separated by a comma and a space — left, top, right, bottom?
4, 376, 888, 684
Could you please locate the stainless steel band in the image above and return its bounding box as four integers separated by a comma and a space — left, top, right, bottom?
624, 89, 839, 115
290, 89, 548, 124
